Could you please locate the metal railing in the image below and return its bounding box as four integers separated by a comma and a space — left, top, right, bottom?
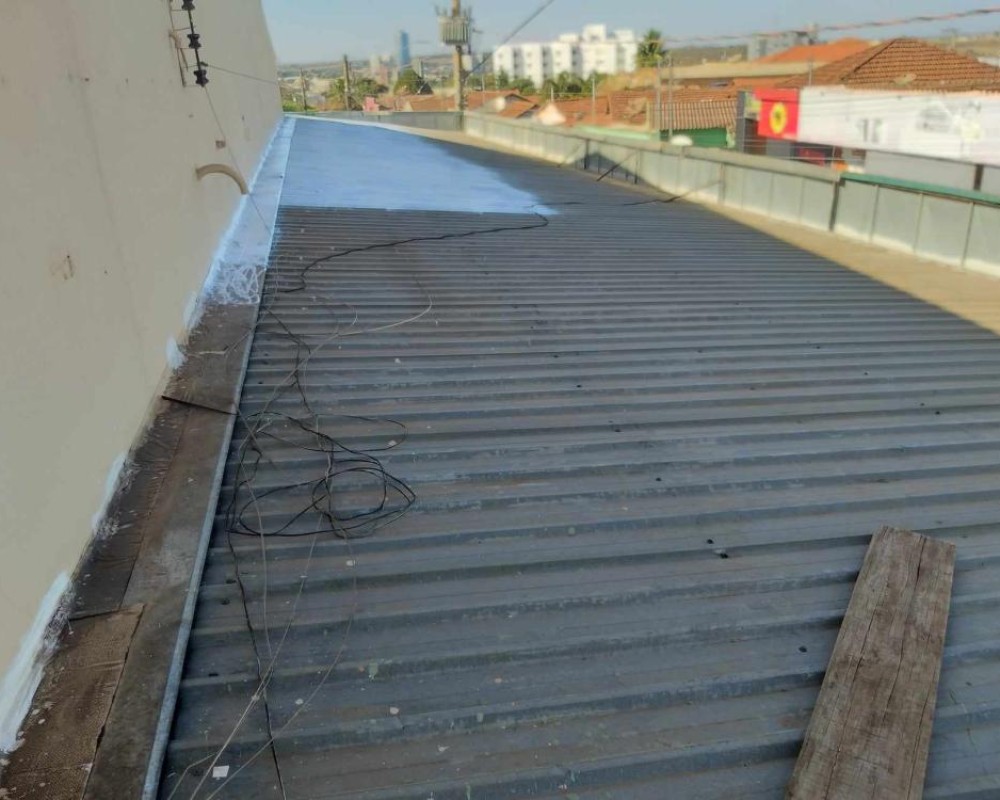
463, 112, 1000, 278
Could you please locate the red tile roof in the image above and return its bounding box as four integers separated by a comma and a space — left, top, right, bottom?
783, 38, 1000, 91
757, 38, 873, 65
496, 98, 539, 119
466, 90, 532, 111
396, 91, 537, 113
662, 99, 737, 131
545, 95, 612, 124
610, 89, 738, 130
399, 95, 455, 112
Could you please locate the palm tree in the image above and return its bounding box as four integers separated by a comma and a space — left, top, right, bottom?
637, 29, 665, 68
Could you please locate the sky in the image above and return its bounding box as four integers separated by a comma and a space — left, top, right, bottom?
261, 0, 999, 64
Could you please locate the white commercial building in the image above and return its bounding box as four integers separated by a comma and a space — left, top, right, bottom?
798, 87, 1000, 167
493, 24, 638, 88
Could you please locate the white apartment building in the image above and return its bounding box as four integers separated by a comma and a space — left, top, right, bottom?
493, 24, 638, 87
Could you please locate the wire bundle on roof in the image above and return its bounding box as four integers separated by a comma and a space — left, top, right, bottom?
224, 253, 421, 543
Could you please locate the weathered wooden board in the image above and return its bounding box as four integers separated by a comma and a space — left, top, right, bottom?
787, 526, 956, 800
1, 607, 141, 800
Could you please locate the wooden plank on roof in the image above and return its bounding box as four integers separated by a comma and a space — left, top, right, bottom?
786, 525, 956, 800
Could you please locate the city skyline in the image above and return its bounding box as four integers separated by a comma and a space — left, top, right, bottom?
261, 0, 997, 64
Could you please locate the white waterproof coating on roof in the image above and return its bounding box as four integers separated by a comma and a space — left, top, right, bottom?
280, 119, 556, 215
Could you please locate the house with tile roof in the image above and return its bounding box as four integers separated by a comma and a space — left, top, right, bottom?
535, 95, 613, 127
783, 37, 1000, 92
396, 90, 538, 117
746, 39, 1000, 190
607, 88, 739, 147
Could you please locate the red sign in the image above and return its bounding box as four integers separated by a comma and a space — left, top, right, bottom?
755, 88, 800, 140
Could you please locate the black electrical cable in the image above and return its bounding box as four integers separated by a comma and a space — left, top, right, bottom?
288, 212, 551, 290
174, 132, 718, 797
224, 208, 551, 544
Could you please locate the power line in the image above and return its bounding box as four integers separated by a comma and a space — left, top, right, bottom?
656, 5, 1000, 44
205, 61, 393, 108
203, 62, 281, 86
204, 4, 1000, 96
467, 0, 558, 76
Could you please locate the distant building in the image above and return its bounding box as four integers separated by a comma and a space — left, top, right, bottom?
369, 53, 392, 87
748, 31, 813, 61
398, 30, 411, 69
493, 24, 638, 88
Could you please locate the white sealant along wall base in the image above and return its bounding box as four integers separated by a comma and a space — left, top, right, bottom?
0, 575, 70, 754
0, 0, 280, 753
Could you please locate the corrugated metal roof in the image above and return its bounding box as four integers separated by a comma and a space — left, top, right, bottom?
161, 119, 1000, 799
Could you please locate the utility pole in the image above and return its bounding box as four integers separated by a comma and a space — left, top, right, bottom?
666, 51, 675, 142
452, 0, 466, 111
299, 68, 309, 111
343, 54, 352, 110
654, 54, 663, 135
591, 73, 597, 123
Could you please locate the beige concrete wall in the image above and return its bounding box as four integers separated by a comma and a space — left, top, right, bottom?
0, 0, 280, 747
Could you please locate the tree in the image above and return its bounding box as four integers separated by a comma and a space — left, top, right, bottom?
495, 69, 511, 89
327, 78, 346, 109
509, 77, 536, 96
637, 29, 666, 68
394, 67, 430, 95
327, 77, 388, 110
280, 83, 305, 111
541, 72, 586, 99
589, 71, 609, 90
354, 77, 388, 97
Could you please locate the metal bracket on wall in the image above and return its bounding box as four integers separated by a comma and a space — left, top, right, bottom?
168, 28, 191, 87
195, 164, 249, 195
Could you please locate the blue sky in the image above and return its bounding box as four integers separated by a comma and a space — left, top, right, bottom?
261, 0, 998, 63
